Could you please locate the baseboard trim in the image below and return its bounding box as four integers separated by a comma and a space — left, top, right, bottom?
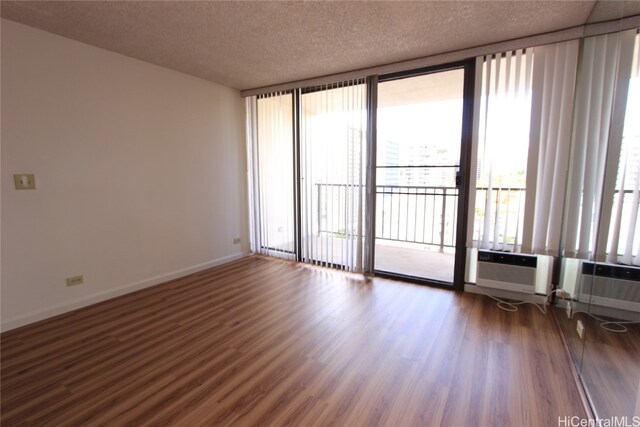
1, 252, 250, 332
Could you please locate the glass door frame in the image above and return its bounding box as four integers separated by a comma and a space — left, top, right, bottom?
368, 59, 476, 291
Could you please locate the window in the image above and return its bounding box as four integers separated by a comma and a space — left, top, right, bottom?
607, 32, 640, 265
473, 49, 533, 252
246, 93, 295, 258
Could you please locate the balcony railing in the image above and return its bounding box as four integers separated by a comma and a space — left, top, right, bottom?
316, 183, 459, 252
376, 185, 458, 251
472, 186, 527, 250
316, 183, 530, 252
316, 183, 639, 258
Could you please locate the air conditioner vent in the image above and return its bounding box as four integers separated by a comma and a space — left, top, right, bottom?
579, 261, 640, 313
477, 250, 537, 294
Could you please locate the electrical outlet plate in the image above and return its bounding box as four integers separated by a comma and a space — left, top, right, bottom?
13, 174, 36, 190
66, 275, 84, 287
233, 238, 241, 245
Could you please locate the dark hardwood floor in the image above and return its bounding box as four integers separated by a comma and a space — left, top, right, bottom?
1, 255, 586, 426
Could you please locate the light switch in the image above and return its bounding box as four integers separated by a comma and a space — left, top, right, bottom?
14, 174, 36, 190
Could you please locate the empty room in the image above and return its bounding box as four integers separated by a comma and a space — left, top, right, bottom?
2, 1, 640, 425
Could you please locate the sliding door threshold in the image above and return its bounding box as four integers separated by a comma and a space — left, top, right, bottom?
373, 270, 454, 289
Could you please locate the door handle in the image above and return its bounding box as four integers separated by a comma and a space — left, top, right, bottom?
455, 170, 463, 188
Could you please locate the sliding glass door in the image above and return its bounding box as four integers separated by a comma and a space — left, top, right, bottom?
247, 62, 473, 287
374, 66, 470, 286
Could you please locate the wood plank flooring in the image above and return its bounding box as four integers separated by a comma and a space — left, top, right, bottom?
1, 255, 586, 426
554, 307, 640, 418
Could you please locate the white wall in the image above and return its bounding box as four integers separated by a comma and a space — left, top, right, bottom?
1, 19, 249, 331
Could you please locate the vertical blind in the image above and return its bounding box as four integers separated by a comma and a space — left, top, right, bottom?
246, 81, 369, 272
471, 40, 580, 257
473, 49, 533, 252
606, 31, 640, 265
300, 81, 368, 272
563, 30, 637, 261
521, 40, 579, 256
246, 93, 295, 259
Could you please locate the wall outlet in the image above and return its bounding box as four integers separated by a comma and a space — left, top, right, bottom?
13, 174, 36, 190
576, 319, 585, 339
233, 238, 241, 245
66, 275, 84, 287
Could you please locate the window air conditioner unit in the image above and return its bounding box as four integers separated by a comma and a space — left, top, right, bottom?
476, 250, 537, 294
578, 261, 640, 313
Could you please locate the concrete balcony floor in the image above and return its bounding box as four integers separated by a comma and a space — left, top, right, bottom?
374, 240, 455, 283
273, 235, 456, 283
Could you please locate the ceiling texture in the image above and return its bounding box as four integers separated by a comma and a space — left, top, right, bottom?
2, 1, 640, 91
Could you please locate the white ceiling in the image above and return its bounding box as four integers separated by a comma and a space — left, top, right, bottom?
2, 1, 640, 91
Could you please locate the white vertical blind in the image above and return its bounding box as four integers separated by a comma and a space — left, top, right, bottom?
472, 41, 581, 258
474, 49, 533, 252
246, 96, 259, 253
246, 92, 296, 259
299, 80, 368, 272
606, 31, 640, 265
563, 30, 637, 261
521, 40, 579, 255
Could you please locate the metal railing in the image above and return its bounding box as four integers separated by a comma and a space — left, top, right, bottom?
313, 183, 640, 255
472, 186, 526, 249
376, 185, 458, 251
316, 183, 459, 252
315, 183, 536, 253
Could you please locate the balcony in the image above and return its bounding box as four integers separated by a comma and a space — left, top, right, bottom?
374, 184, 458, 282
374, 241, 455, 282
317, 183, 459, 282
316, 183, 527, 283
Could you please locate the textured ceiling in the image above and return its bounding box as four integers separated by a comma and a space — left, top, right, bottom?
2, 1, 639, 91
